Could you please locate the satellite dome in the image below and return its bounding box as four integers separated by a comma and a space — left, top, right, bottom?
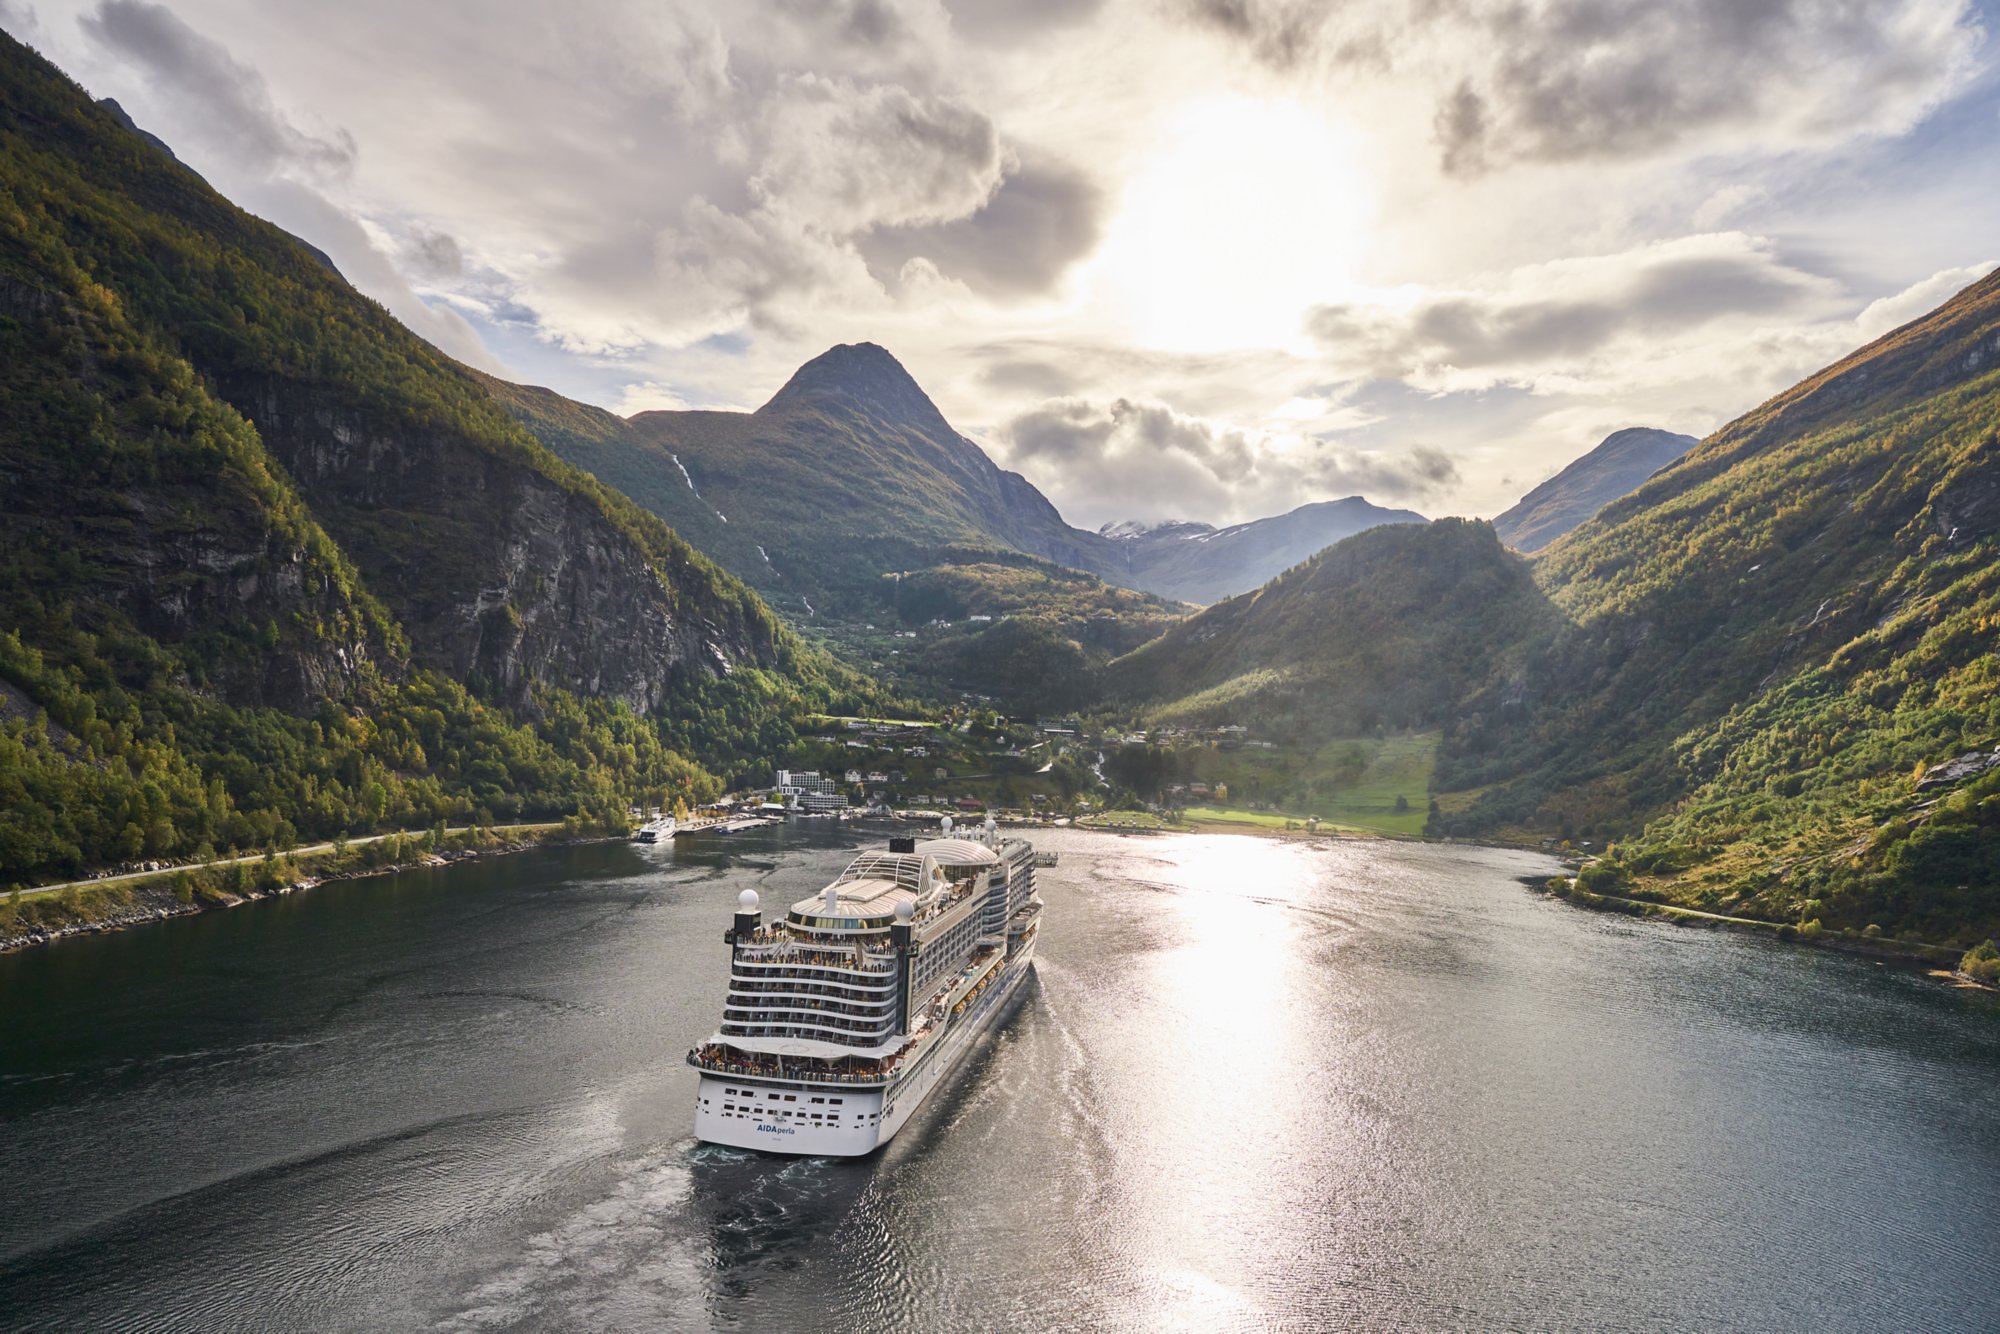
984, 816, 997, 833
941, 815, 954, 834
895, 899, 915, 922
737, 888, 759, 911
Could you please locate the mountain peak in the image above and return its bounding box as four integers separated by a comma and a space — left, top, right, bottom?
760, 342, 946, 429
1493, 426, 1698, 552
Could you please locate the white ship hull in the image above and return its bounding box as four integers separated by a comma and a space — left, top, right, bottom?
693, 939, 1036, 1157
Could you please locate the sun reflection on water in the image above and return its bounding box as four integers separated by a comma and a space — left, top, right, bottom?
1095, 835, 1366, 1323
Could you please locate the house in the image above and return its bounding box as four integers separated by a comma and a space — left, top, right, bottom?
866, 770, 888, 784
934, 766, 949, 779
844, 769, 863, 784
969, 614, 992, 622
956, 797, 985, 811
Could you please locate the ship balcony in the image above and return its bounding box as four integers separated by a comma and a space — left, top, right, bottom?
918, 944, 1005, 1016
689, 1044, 895, 1087
722, 1002, 896, 1031
723, 998, 893, 1024
732, 950, 896, 977
728, 971, 895, 997
719, 1019, 897, 1043
726, 986, 895, 1012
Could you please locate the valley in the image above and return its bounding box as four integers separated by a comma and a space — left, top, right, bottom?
1, 26, 1994, 974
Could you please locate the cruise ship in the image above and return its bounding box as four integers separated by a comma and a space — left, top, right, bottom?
688, 818, 1043, 1155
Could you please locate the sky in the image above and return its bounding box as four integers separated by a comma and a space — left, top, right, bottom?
4, 0, 1997, 530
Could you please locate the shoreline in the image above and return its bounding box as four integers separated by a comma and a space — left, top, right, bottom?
0, 825, 586, 956
1528, 875, 1998, 992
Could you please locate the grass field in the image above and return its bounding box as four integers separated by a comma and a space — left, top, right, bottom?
1314, 733, 1435, 835
1173, 732, 1438, 836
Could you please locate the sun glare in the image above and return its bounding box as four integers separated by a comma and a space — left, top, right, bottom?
1089, 96, 1372, 354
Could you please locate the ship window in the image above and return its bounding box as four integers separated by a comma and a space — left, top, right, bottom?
829, 1098, 844, 1105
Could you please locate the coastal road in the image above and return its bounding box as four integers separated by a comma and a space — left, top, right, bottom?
17, 823, 565, 902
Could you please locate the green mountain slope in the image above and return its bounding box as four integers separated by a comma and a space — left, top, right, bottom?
0, 33, 843, 887
1491, 427, 1697, 552
621, 342, 1120, 611
495, 342, 1189, 702
1442, 266, 2000, 942
1102, 519, 1561, 738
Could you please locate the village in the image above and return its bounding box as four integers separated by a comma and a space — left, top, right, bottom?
649, 713, 1432, 839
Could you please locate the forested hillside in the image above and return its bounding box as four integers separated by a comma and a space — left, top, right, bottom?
1103, 520, 1561, 738
1101, 269, 1999, 946
1441, 267, 2000, 943
0, 32, 858, 887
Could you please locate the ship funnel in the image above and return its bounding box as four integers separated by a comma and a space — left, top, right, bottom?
822, 883, 841, 915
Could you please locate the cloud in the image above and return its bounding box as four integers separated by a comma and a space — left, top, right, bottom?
944, 0, 1107, 44
81, 0, 352, 179
998, 394, 1458, 527
977, 356, 1086, 398
1177, 0, 1982, 173
1852, 259, 1998, 340
753, 75, 1004, 231
859, 155, 1104, 297
1307, 233, 1845, 391
406, 228, 464, 279
1432, 0, 1983, 174
0, 1, 41, 42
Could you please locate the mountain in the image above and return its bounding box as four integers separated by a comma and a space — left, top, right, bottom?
616, 343, 1121, 610
1438, 265, 2000, 942
0, 33, 833, 887
1491, 427, 1698, 552
1102, 519, 1560, 736
1097, 265, 2000, 945
503, 341, 1419, 635
1098, 497, 1428, 604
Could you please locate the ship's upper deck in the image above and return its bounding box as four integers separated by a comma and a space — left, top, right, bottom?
784, 876, 914, 930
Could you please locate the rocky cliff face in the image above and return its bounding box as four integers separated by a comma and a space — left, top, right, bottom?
223, 377, 773, 715
0, 274, 381, 711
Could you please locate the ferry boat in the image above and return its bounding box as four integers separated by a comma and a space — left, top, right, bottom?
631, 814, 677, 844
688, 817, 1043, 1156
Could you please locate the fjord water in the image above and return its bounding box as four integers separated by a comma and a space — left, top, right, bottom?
1, 829, 1996, 1332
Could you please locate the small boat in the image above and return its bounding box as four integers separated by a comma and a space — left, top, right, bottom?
631, 814, 678, 844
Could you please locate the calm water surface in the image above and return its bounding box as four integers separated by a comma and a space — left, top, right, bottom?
1, 826, 1996, 1331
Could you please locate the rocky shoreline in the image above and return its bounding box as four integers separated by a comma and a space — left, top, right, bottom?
0, 835, 582, 956
1524, 874, 1998, 991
